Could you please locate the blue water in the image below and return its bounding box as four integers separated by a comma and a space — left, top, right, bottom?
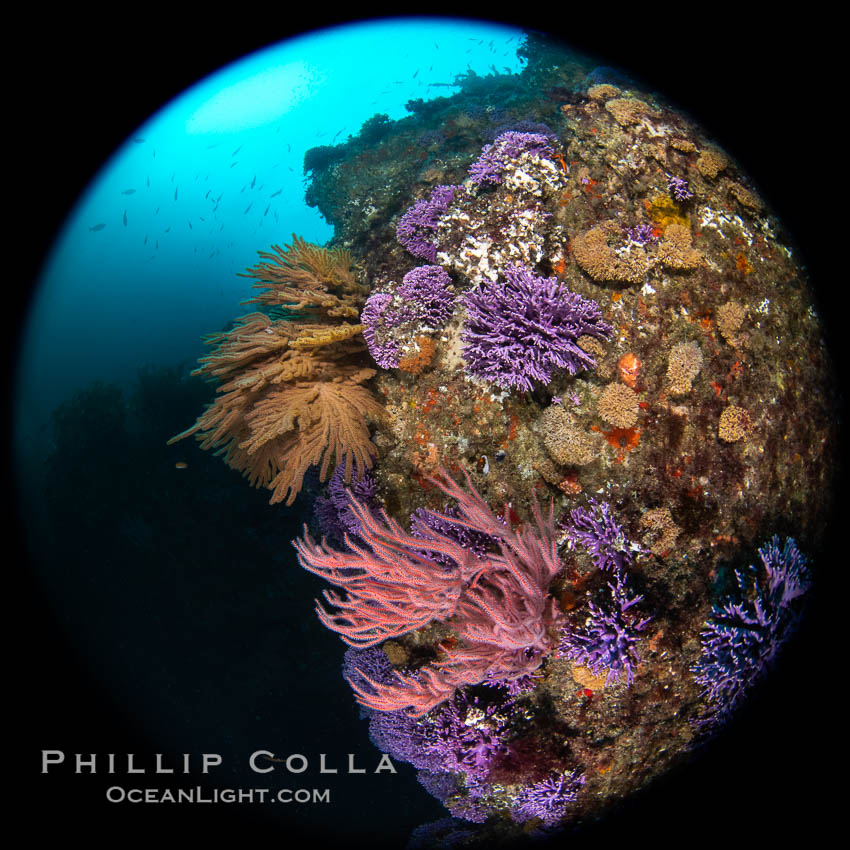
15, 17, 526, 469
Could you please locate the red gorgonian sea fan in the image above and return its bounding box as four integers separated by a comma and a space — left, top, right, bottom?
293, 468, 565, 716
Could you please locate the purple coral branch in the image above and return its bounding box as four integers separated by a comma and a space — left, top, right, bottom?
667, 174, 693, 202
398, 265, 455, 328
468, 131, 555, 187
558, 571, 650, 686
361, 291, 402, 369
560, 498, 639, 573
512, 769, 585, 826
691, 536, 810, 726
397, 185, 457, 261
462, 264, 612, 392
361, 266, 454, 370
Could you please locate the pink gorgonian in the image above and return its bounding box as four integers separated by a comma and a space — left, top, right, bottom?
293, 468, 566, 716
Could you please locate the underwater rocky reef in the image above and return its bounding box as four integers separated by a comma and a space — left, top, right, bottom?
172, 31, 838, 846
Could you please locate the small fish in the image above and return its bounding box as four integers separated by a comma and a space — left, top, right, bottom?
264, 204, 270, 216
132, 137, 146, 144
123, 210, 127, 226
121, 188, 136, 195
270, 189, 282, 198
188, 220, 192, 230
232, 145, 242, 157
205, 190, 210, 199
250, 175, 256, 188
413, 70, 418, 78
199, 216, 205, 222
244, 202, 252, 214
174, 186, 178, 201
230, 161, 238, 168
89, 223, 106, 232
164, 226, 171, 233
144, 235, 148, 245
146, 176, 150, 188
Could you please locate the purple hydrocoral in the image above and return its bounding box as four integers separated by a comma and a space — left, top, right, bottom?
314, 465, 379, 546
361, 266, 455, 370
369, 707, 447, 772
370, 687, 515, 821
468, 131, 555, 187
417, 773, 502, 827
345, 645, 567, 828
557, 571, 650, 685
667, 174, 693, 202
410, 504, 496, 569
462, 264, 612, 393
625, 223, 658, 245
352, 660, 515, 785
426, 691, 510, 780
361, 292, 403, 369
560, 498, 639, 573
511, 769, 586, 826
397, 185, 457, 261
444, 789, 492, 824
482, 671, 541, 697
691, 536, 810, 727
342, 645, 397, 700
397, 265, 456, 328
